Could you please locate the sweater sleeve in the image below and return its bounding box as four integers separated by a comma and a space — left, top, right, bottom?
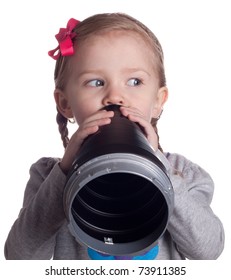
4, 157, 67, 260
166, 153, 225, 260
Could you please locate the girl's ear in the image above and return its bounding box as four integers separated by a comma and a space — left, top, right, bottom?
152, 86, 168, 118
54, 89, 73, 118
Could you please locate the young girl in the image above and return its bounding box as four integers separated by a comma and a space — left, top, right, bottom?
4, 13, 224, 260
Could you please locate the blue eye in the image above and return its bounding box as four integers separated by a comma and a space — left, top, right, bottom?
87, 79, 105, 87
127, 78, 142, 86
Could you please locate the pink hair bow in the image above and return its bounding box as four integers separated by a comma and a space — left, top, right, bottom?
48, 18, 80, 60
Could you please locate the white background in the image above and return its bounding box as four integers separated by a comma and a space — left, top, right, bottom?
0, 0, 230, 267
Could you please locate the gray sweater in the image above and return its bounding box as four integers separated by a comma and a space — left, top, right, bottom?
4, 153, 225, 259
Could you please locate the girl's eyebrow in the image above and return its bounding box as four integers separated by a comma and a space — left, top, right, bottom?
77, 69, 105, 77
122, 68, 151, 76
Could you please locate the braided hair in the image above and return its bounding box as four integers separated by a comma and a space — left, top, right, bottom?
56, 109, 69, 148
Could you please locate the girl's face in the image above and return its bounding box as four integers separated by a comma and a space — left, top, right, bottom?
55, 30, 168, 124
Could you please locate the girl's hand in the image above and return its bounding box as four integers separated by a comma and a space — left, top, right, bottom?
120, 106, 158, 151
59, 110, 114, 174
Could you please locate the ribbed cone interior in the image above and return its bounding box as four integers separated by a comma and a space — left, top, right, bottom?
71, 172, 168, 244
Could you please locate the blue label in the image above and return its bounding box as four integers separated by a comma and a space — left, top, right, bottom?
88, 246, 159, 260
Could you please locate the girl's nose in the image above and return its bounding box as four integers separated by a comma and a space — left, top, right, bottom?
102, 89, 125, 106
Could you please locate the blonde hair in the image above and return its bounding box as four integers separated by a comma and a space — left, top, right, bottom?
54, 13, 166, 150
